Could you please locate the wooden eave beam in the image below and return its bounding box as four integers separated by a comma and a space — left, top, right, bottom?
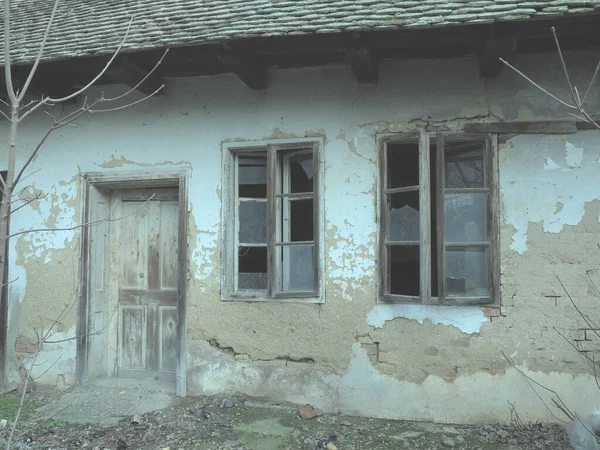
218, 48, 267, 91
479, 25, 518, 79
345, 37, 378, 83
107, 56, 166, 95
464, 121, 584, 134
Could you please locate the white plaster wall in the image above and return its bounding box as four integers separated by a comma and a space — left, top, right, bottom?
2, 51, 600, 423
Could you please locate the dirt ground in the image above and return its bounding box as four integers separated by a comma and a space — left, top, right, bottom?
0, 381, 572, 450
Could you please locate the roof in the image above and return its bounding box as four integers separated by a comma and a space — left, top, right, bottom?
3, 0, 600, 66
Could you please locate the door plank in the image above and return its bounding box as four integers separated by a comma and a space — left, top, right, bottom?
159, 306, 178, 372
120, 201, 149, 290
119, 306, 146, 370
147, 200, 161, 291
161, 201, 179, 290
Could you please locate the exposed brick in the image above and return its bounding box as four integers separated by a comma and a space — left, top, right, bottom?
377, 363, 397, 376
357, 335, 373, 344
360, 343, 379, 355
482, 307, 501, 317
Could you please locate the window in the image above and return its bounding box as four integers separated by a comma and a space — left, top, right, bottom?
223, 140, 322, 301
380, 130, 499, 305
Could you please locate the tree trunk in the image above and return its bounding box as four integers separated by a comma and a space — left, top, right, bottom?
0, 105, 19, 387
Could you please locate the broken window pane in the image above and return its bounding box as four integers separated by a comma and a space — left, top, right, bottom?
445, 247, 487, 297
276, 245, 315, 292
388, 191, 420, 242
387, 142, 419, 189
238, 246, 267, 290
290, 199, 313, 241
239, 155, 267, 198
444, 193, 487, 243
445, 142, 484, 189
389, 245, 419, 296
239, 200, 267, 244
289, 153, 314, 193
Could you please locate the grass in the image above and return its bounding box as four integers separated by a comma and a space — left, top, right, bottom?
0, 395, 45, 423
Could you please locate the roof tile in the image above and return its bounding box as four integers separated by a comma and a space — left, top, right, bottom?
1, 0, 599, 65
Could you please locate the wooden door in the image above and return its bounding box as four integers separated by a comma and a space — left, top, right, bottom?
112, 188, 179, 380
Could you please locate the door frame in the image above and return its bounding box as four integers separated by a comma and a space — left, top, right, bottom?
77, 168, 189, 396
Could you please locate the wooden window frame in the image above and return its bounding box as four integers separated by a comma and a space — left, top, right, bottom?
378, 130, 500, 306
222, 138, 324, 303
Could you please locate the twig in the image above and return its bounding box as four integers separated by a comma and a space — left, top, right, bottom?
17, 17, 135, 122
6, 349, 39, 449
8, 193, 154, 238
498, 57, 576, 109
89, 84, 164, 113
502, 351, 573, 423
3, 0, 17, 104
17, 0, 60, 102
102, 49, 169, 102
557, 275, 600, 339
10, 192, 47, 215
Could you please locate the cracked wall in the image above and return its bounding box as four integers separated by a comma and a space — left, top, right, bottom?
3, 51, 600, 422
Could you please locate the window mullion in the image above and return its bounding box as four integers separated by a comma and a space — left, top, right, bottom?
233, 154, 240, 293
267, 146, 277, 298
488, 134, 500, 305
380, 142, 390, 297
436, 133, 446, 305
419, 129, 432, 304
312, 144, 320, 295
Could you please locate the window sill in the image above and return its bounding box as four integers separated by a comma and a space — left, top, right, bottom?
221, 296, 324, 304
379, 295, 497, 307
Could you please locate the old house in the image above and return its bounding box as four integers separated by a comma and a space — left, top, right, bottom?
2, 0, 600, 424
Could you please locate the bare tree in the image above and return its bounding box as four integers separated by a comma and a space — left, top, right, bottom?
1, 1, 168, 447
1, 0, 168, 298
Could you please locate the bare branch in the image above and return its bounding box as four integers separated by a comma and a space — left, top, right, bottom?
11, 193, 47, 215
103, 49, 169, 102
45, 306, 117, 344
1, 277, 19, 288
8, 193, 155, 239
582, 58, 600, 105
13, 105, 91, 188
17, 17, 135, 123
6, 350, 39, 449
89, 84, 164, 113
3, 0, 17, 104
557, 275, 600, 339
0, 109, 10, 121
499, 58, 577, 110
17, 0, 60, 102
502, 351, 573, 423
551, 27, 579, 108
32, 356, 61, 380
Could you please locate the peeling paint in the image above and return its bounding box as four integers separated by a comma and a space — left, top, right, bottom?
366, 304, 488, 334
501, 134, 600, 253
566, 142, 584, 168
97, 155, 190, 168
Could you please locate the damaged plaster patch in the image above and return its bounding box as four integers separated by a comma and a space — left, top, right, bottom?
501, 134, 600, 254
366, 304, 488, 335
544, 158, 560, 171
566, 142, 584, 168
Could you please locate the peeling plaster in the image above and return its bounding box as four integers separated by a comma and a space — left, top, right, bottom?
190, 341, 600, 423
24, 327, 77, 386
501, 134, 600, 254
366, 304, 488, 335
566, 142, 584, 168
97, 155, 190, 168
